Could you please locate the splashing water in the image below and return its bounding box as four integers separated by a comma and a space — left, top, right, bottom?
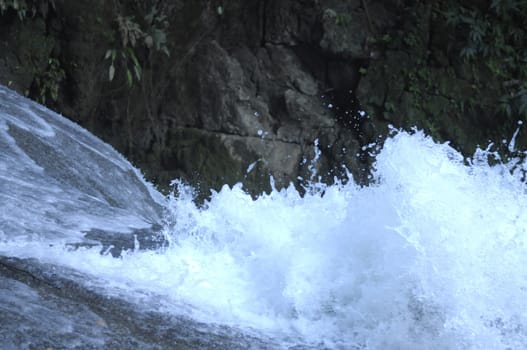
34, 129, 525, 349
3, 103, 527, 349
154, 129, 527, 349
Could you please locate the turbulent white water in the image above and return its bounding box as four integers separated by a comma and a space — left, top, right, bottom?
2, 85, 527, 349
156, 129, 527, 349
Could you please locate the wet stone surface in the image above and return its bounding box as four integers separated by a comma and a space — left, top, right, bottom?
0, 256, 285, 350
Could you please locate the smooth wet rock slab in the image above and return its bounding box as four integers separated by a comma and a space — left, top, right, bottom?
0, 256, 281, 350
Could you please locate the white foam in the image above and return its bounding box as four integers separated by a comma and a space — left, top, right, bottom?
4, 129, 526, 349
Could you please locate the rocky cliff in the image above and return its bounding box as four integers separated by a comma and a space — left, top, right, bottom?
1, 0, 525, 198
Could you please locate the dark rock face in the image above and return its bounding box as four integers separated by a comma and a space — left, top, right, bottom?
0, 0, 370, 198
0, 0, 524, 197
153, 0, 370, 196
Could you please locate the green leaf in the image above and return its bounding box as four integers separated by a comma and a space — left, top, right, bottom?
133, 64, 141, 81
126, 69, 133, 86
108, 64, 115, 81
104, 49, 112, 60
144, 35, 153, 49
128, 48, 140, 67
153, 29, 167, 49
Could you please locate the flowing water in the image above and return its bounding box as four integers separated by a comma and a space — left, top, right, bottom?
1, 85, 527, 349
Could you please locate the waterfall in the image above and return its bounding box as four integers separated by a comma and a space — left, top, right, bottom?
1, 85, 527, 349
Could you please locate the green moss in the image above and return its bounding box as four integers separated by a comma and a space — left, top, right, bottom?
33, 57, 65, 104
356, 0, 527, 157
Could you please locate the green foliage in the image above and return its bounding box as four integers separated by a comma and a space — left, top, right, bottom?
443, 0, 527, 118
105, 3, 170, 88
334, 12, 352, 26
499, 86, 527, 117
0, 0, 55, 20
143, 6, 169, 56
106, 46, 142, 87
33, 57, 65, 104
